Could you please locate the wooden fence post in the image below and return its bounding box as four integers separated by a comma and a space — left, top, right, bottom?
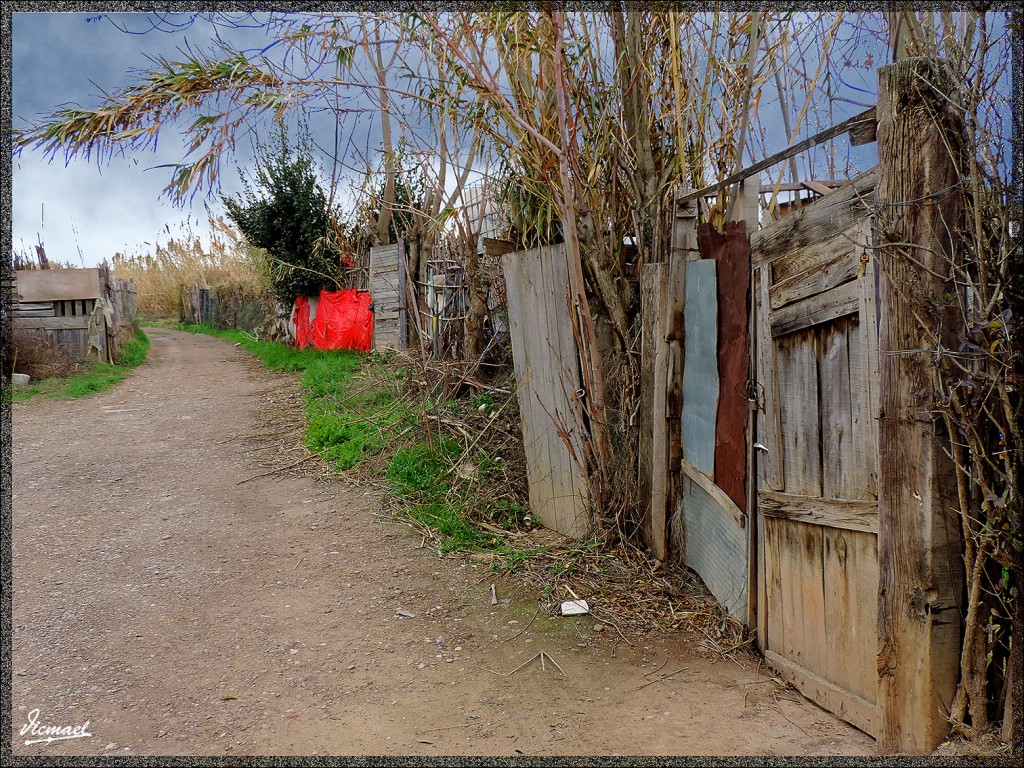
876, 57, 964, 755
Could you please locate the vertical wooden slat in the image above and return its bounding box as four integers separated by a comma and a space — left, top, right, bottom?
398, 239, 408, 349
763, 516, 785, 655
541, 244, 571, 535
820, 318, 856, 500
521, 252, 547, 525
756, 267, 782, 490
639, 264, 668, 559
776, 329, 821, 496
823, 527, 879, 708
502, 253, 541, 521
847, 313, 876, 501
528, 248, 553, 525
778, 520, 827, 674
857, 218, 881, 500
504, 245, 589, 538
556, 242, 586, 534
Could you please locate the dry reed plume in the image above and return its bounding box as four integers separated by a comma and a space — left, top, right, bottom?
112, 213, 271, 317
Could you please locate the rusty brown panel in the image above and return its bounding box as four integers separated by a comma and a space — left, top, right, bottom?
697, 221, 751, 511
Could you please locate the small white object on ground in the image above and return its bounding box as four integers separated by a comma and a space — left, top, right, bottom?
560, 599, 590, 616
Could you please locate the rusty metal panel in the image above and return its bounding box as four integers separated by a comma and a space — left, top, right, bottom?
699, 221, 751, 510
680, 259, 718, 476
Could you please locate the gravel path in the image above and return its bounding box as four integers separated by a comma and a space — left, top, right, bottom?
10, 328, 875, 757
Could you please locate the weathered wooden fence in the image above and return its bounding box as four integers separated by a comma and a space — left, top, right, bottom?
180, 283, 278, 336
12, 265, 137, 363
502, 243, 590, 538
636, 59, 964, 754
369, 242, 406, 350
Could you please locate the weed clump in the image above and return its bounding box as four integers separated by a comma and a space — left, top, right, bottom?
12, 330, 80, 380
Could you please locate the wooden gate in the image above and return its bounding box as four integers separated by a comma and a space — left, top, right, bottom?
369, 241, 407, 349
751, 170, 881, 735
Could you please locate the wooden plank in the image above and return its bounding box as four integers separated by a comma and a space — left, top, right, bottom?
768, 225, 861, 309
639, 265, 668, 559
518, 248, 556, 532
775, 329, 821, 496
678, 108, 877, 206
482, 237, 516, 257
856, 218, 881, 500
756, 493, 769, 650
747, 246, 760, 635
766, 649, 877, 737
15, 268, 101, 302
541, 243, 572, 537
528, 249, 555, 526
763, 517, 785, 656
802, 180, 838, 196
776, 520, 827, 676
820, 318, 857, 500
849, 110, 878, 146
755, 268, 782, 490
398, 239, 408, 349
682, 460, 744, 529
770, 279, 860, 338
550, 242, 589, 538
370, 244, 402, 349
14, 316, 90, 331
503, 251, 544, 527
758, 492, 879, 534
751, 170, 877, 261
876, 58, 964, 754
846, 312, 876, 500
823, 527, 879, 705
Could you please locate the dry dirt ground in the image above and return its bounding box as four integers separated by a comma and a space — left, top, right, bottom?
10, 328, 876, 757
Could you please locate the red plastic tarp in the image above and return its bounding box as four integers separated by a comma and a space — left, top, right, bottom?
295, 289, 374, 352
292, 296, 313, 349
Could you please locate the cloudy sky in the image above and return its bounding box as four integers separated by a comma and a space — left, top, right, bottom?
11, 12, 280, 267
9, 10, 907, 269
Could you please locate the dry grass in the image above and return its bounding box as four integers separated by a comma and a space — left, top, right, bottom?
112, 214, 270, 317
12, 330, 86, 380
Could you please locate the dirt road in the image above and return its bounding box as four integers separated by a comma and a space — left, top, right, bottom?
10, 328, 875, 757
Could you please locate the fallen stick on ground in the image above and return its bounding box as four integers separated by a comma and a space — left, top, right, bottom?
236, 453, 318, 484
499, 607, 541, 642
472, 650, 566, 677
633, 666, 689, 692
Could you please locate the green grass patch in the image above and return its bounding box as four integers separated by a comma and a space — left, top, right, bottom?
180, 323, 402, 471
8, 328, 151, 402
385, 438, 501, 552
181, 322, 515, 554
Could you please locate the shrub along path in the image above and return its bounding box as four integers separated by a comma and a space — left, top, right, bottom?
10, 328, 874, 757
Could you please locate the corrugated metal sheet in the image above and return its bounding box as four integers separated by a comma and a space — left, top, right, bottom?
679, 475, 748, 620
680, 259, 719, 476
